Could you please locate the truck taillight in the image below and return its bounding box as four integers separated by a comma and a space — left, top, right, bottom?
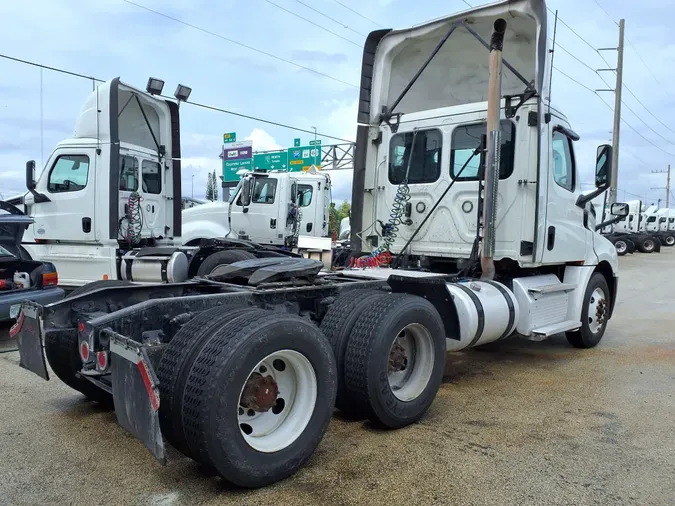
80, 341, 90, 362
42, 271, 58, 287
96, 351, 108, 371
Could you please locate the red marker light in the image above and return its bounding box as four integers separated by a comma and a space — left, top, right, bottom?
79, 341, 90, 362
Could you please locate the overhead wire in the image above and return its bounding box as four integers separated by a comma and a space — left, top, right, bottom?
0, 52, 355, 144
120, 0, 357, 88
330, 0, 384, 28
292, 0, 367, 37
262, 0, 362, 47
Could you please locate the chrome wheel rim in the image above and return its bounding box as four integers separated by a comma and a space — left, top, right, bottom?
587, 287, 607, 334
387, 323, 435, 402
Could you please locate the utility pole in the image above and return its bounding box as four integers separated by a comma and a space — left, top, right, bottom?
651, 164, 671, 207
597, 19, 625, 206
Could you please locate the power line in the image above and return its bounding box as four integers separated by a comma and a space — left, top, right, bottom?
553, 66, 597, 94
330, 0, 384, 28
177, 98, 354, 143
548, 8, 614, 69
623, 83, 675, 136
0, 53, 104, 83
292, 0, 367, 37
121, 0, 357, 88
0, 52, 355, 144
262, 0, 362, 47
591, 0, 618, 25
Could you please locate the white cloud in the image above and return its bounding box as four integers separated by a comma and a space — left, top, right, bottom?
245, 128, 282, 152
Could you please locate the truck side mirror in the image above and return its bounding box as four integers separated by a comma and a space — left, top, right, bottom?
610, 202, 629, 217
241, 177, 253, 207
291, 181, 298, 204
26, 160, 36, 191
595, 144, 612, 188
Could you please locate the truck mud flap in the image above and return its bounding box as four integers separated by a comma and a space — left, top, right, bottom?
14, 303, 50, 381
109, 332, 166, 464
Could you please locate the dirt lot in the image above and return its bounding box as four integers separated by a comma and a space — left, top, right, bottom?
1, 249, 673, 506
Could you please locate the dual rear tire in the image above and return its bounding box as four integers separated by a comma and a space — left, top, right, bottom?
156, 306, 337, 488
320, 290, 446, 429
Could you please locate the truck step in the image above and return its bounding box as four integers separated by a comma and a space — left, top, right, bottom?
527, 283, 576, 295
528, 320, 581, 339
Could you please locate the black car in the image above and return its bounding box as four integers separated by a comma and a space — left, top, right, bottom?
0, 201, 64, 323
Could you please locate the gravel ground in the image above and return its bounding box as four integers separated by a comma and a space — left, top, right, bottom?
0, 249, 673, 506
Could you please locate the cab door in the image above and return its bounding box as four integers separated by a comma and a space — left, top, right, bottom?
231, 176, 282, 244
540, 125, 587, 264
27, 148, 97, 242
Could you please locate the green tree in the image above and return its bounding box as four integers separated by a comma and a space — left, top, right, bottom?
205, 172, 218, 202
337, 200, 350, 221
212, 170, 219, 201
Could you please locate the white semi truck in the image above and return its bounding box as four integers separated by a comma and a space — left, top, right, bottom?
602, 199, 668, 254
13, 80, 332, 287
14, 0, 627, 490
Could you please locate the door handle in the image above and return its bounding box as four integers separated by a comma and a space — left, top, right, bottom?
547, 226, 555, 250
82, 217, 92, 233
270, 218, 276, 229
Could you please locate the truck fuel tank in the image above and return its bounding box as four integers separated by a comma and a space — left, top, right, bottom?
120, 249, 189, 283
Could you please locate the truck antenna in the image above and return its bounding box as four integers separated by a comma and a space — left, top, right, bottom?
547, 10, 559, 115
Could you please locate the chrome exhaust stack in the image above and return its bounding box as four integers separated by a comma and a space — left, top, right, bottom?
481, 18, 507, 281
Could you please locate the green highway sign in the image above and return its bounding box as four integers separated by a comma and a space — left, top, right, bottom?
287, 145, 321, 172
309, 140, 322, 146
294, 138, 301, 147
253, 151, 288, 171
222, 158, 252, 182
223, 132, 237, 143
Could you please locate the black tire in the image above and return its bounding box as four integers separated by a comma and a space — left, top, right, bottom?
319, 289, 388, 418
197, 250, 256, 276
156, 305, 257, 458
182, 311, 337, 488
43, 280, 134, 405
637, 236, 655, 253
664, 234, 675, 247
566, 273, 611, 349
67, 279, 133, 298
44, 330, 113, 406
343, 293, 445, 429
614, 239, 628, 256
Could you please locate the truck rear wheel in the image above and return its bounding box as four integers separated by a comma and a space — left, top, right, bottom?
197, 250, 256, 276
614, 239, 628, 256
44, 331, 113, 406
181, 311, 336, 488
156, 305, 257, 458
566, 273, 610, 349
43, 280, 135, 405
343, 293, 445, 429
319, 289, 388, 418
637, 236, 656, 253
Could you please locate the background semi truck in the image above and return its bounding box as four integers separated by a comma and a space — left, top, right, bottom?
13, 81, 332, 288
13, 0, 627, 490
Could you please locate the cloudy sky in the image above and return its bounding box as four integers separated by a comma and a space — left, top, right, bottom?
1, 0, 674, 206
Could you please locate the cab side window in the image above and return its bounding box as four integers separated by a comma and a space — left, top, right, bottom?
48, 155, 90, 193
551, 130, 575, 192
119, 155, 138, 192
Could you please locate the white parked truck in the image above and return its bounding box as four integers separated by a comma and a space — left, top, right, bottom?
602, 199, 664, 254
15, 80, 331, 287
14, 0, 628, 490
182, 168, 333, 265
